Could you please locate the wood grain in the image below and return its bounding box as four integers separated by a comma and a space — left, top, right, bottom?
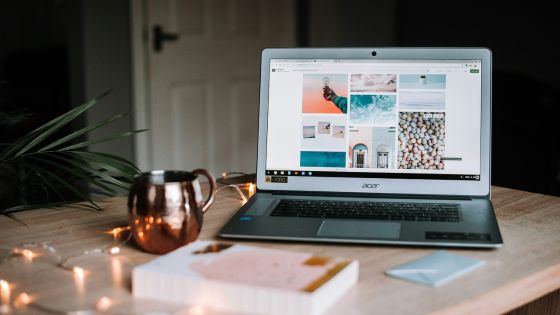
0, 186, 559, 314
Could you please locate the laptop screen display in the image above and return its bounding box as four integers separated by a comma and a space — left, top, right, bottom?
265, 59, 482, 181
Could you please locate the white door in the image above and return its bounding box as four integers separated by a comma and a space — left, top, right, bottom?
143, 0, 295, 174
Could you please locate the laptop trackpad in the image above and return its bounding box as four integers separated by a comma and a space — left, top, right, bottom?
317, 220, 401, 239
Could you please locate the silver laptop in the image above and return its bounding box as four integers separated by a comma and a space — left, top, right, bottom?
220, 48, 503, 248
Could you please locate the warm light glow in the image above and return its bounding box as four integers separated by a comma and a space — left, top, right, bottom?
105, 226, 131, 239
148, 216, 154, 224
1, 279, 11, 308
96, 296, 112, 312
72, 267, 85, 294
73, 266, 85, 278
248, 183, 256, 197
156, 218, 162, 224
0, 305, 10, 314
22, 249, 34, 260
134, 219, 140, 225
14, 292, 31, 309
138, 231, 144, 238
0, 280, 9, 291
109, 247, 120, 255
145, 224, 151, 230
241, 196, 248, 205
111, 257, 123, 288
188, 305, 205, 315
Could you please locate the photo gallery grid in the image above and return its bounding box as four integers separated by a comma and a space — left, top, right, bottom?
300, 73, 447, 171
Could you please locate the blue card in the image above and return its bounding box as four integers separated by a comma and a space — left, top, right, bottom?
385, 251, 485, 287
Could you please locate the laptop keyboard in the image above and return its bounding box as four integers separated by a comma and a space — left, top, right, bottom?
270, 199, 461, 222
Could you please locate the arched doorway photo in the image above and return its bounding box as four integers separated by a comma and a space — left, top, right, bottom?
352, 144, 369, 168
376, 144, 389, 168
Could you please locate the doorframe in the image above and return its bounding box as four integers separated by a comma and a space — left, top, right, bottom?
130, 0, 152, 171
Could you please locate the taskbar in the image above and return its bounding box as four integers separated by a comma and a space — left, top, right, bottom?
265, 170, 480, 181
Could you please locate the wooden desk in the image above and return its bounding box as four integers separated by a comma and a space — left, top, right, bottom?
1, 186, 559, 314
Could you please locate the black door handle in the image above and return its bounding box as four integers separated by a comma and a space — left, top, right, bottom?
153, 25, 179, 52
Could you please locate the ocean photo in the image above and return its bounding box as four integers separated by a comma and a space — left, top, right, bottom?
349, 95, 397, 126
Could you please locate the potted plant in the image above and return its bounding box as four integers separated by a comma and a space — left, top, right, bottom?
0, 91, 146, 219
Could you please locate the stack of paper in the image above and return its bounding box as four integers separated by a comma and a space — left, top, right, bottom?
133, 241, 359, 315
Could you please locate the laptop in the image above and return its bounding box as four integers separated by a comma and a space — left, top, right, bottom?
220, 48, 503, 248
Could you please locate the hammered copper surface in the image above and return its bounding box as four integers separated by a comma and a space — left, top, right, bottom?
128, 169, 216, 254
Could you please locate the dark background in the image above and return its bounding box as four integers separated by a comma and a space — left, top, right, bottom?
1, 0, 558, 196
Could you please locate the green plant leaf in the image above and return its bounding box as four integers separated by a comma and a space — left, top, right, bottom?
64, 151, 140, 177
68, 151, 141, 173
58, 129, 148, 151
49, 153, 132, 190
25, 163, 66, 202
38, 112, 129, 152
23, 162, 101, 210
50, 153, 131, 190
28, 155, 123, 196
0, 90, 111, 159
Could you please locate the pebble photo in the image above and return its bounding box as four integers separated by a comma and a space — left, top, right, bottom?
397, 112, 445, 170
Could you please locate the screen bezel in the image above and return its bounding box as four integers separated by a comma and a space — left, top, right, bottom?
257, 48, 491, 197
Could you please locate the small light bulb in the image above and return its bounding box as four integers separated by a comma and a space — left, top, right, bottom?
221, 172, 227, 178
73, 267, 84, 278
22, 249, 34, 260
189, 305, 205, 315
96, 296, 112, 312
109, 247, 120, 255
14, 292, 31, 308
156, 218, 163, 224
0, 280, 9, 291
248, 183, 256, 197
1, 279, 11, 310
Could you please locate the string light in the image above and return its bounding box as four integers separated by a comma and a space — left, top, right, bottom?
105, 226, 131, 239
0, 225, 133, 312
217, 172, 257, 205
0, 172, 251, 313
72, 266, 85, 278
216, 185, 247, 204
95, 296, 112, 312
248, 183, 256, 197
13, 292, 31, 309
0, 279, 10, 313
188, 305, 205, 315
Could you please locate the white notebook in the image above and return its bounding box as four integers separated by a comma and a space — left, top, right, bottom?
133, 241, 359, 315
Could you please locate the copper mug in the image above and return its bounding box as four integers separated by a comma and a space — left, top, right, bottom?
128, 170, 217, 254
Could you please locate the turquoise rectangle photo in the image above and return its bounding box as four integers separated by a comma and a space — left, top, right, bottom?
300, 151, 346, 167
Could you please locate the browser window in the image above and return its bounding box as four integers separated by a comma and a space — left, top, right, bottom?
265, 59, 482, 181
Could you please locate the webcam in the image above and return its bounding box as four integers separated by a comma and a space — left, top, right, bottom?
371, 51, 377, 56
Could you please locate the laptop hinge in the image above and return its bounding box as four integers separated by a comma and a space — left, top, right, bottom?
263, 190, 473, 201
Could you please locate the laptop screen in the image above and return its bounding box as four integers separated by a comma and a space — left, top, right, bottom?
265, 59, 482, 181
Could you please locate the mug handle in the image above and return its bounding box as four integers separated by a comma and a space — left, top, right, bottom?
193, 168, 217, 213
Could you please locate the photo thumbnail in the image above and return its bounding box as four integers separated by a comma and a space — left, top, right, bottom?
397, 112, 445, 170
350, 74, 397, 92
350, 95, 397, 126
302, 74, 348, 114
